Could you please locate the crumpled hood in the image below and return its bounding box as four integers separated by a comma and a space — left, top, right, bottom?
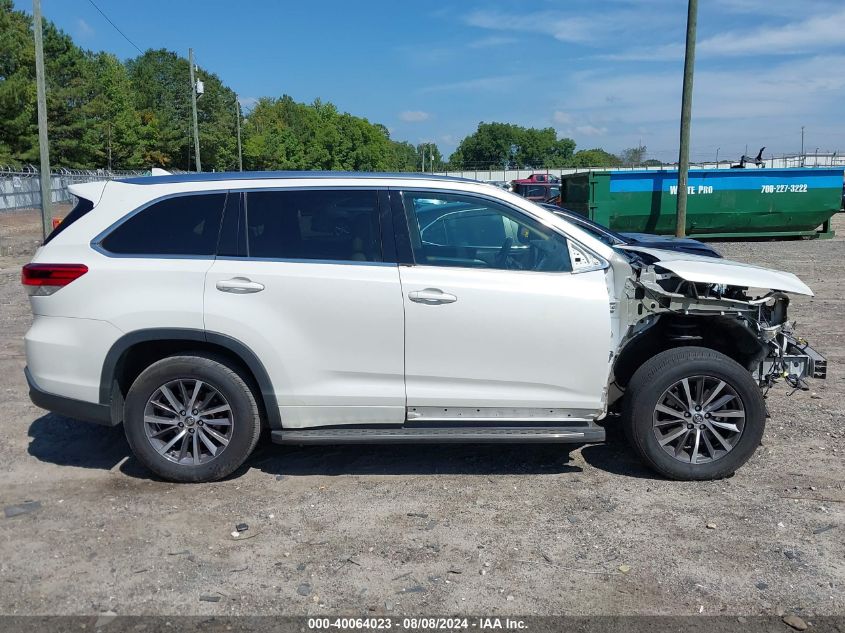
619, 246, 814, 296
621, 233, 706, 248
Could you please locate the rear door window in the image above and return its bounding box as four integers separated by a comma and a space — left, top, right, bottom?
244, 189, 382, 262
101, 193, 227, 256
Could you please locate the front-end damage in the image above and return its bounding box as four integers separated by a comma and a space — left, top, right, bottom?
608, 255, 826, 406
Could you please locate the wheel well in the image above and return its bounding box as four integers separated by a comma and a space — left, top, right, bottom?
612, 315, 767, 395
103, 333, 279, 428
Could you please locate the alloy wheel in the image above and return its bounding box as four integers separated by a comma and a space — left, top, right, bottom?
652, 375, 746, 464
143, 379, 233, 465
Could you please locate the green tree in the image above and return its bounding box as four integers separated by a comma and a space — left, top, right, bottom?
619, 145, 647, 167
391, 140, 419, 171
449, 122, 575, 170
127, 49, 239, 171
79, 52, 146, 169
0, 0, 441, 172
0, 0, 36, 164
417, 143, 445, 171
242, 95, 400, 171
571, 148, 622, 168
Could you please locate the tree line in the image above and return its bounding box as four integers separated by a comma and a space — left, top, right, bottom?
0, 1, 647, 172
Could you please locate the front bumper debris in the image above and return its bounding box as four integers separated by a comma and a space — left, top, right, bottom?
756, 333, 827, 387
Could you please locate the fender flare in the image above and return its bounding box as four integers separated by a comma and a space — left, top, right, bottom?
99, 328, 282, 429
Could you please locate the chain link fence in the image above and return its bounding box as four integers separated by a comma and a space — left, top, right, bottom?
0, 165, 148, 212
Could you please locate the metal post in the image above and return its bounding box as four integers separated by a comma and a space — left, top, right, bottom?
235, 97, 243, 171
675, 0, 698, 238
189, 48, 201, 172
715, 147, 719, 169
33, 0, 52, 239
800, 126, 805, 167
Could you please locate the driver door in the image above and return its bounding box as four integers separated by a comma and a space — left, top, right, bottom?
396, 189, 612, 419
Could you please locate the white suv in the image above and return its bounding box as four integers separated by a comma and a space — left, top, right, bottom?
23, 172, 826, 482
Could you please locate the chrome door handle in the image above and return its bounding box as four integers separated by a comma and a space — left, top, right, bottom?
216, 277, 265, 294
408, 288, 457, 305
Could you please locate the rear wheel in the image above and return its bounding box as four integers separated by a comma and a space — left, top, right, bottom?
124, 354, 262, 482
622, 346, 766, 480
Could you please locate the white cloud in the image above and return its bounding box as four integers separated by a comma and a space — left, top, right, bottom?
551, 54, 845, 159
399, 110, 431, 122
463, 6, 676, 45
467, 35, 517, 49
600, 5, 845, 61
466, 9, 599, 43
75, 18, 94, 38
238, 96, 259, 111
419, 75, 519, 94
697, 8, 845, 57
552, 110, 573, 124
575, 125, 608, 136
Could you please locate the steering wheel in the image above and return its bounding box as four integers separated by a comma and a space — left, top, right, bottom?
493, 237, 514, 269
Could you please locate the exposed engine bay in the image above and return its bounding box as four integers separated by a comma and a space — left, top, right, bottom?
608, 250, 827, 405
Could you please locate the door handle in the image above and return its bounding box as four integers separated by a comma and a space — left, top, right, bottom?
408, 288, 457, 305
215, 277, 265, 294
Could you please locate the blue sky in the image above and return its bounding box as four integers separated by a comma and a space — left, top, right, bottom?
16, 0, 845, 162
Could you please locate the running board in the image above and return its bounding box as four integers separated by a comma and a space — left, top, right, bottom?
271, 426, 605, 445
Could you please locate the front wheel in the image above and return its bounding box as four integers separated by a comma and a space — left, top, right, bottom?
622, 346, 766, 480
124, 354, 262, 483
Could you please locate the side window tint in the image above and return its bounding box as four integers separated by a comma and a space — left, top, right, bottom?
403, 191, 571, 272
101, 193, 226, 256
245, 189, 382, 262
44, 196, 94, 244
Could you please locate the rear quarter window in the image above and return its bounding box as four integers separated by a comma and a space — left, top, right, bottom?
100, 193, 227, 256
44, 196, 94, 245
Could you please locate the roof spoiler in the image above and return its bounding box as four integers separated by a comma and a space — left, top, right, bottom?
67, 180, 108, 206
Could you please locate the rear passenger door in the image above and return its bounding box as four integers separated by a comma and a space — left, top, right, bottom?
91, 192, 228, 333
204, 188, 406, 429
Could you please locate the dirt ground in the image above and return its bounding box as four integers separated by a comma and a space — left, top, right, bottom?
0, 209, 843, 619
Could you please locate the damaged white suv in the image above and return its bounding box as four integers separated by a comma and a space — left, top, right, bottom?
23, 172, 826, 482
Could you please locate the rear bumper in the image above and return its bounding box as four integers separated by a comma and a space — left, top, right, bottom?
25, 367, 116, 426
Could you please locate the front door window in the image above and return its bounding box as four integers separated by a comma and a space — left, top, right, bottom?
402, 191, 572, 272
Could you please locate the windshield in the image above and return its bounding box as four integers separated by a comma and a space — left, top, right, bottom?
533, 202, 626, 247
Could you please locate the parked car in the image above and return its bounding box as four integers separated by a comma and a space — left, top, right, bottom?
23, 172, 825, 482
538, 203, 722, 258
512, 180, 560, 201
520, 173, 560, 184
486, 180, 512, 192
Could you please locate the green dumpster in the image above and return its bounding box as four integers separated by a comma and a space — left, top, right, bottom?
560, 168, 844, 239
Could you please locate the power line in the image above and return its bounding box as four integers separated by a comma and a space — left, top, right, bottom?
85, 0, 143, 55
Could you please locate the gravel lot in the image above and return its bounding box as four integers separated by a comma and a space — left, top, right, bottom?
0, 209, 843, 619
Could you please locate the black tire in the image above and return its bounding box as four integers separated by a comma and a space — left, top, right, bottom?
124, 354, 262, 483
622, 346, 766, 481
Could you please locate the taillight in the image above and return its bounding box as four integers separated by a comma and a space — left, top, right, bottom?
21, 263, 88, 296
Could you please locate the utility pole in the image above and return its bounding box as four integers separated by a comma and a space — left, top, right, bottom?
188, 48, 201, 172
715, 147, 719, 169
421, 144, 426, 173
33, 0, 52, 239
675, 0, 698, 238
800, 126, 805, 166
235, 97, 243, 171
